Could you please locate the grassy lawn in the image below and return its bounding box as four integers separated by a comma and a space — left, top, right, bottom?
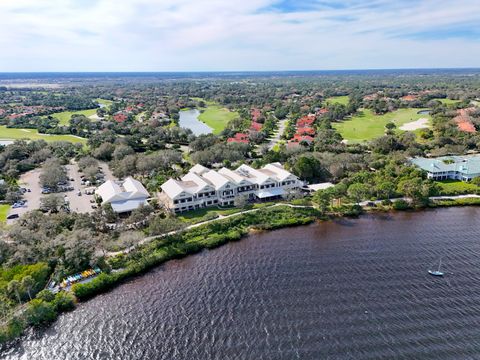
177, 203, 275, 224
0, 204, 10, 223
198, 105, 239, 134
95, 98, 113, 107
327, 96, 349, 105
333, 108, 431, 143
0, 126, 87, 144
48, 109, 98, 125
436, 180, 479, 195
434, 98, 461, 105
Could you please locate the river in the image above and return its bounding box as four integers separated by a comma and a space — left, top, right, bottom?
4, 207, 480, 359
178, 109, 212, 135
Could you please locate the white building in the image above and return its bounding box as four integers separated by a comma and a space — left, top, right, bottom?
159, 163, 302, 213
411, 155, 480, 181
96, 177, 150, 213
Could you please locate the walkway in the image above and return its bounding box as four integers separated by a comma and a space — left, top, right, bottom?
107, 193, 480, 258
105, 203, 312, 257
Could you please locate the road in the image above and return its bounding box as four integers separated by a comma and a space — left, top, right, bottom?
268, 118, 288, 149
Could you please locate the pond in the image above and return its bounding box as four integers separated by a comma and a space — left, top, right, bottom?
417, 109, 431, 115
178, 109, 212, 135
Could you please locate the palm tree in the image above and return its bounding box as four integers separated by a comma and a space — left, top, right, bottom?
7, 280, 22, 304
21, 275, 35, 300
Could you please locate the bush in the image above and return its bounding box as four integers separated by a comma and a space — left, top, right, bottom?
381, 199, 392, 206
72, 273, 116, 300
393, 199, 410, 210
53, 292, 76, 312
25, 299, 57, 326
35, 289, 55, 302
0, 317, 25, 344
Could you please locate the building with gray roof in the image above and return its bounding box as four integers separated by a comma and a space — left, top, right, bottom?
410, 155, 480, 181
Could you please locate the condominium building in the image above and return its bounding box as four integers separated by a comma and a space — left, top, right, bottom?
411, 155, 480, 181
159, 163, 302, 213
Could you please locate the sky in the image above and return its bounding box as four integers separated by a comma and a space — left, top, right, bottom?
0, 0, 480, 72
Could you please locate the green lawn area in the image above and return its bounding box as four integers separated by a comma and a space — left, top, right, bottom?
436, 180, 479, 195
48, 109, 98, 125
327, 96, 349, 105
434, 98, 461, 105
0, 126, 87, 144
333, 108, 431, 143
0, 205, 10, 223
177, 203, 275, 224
198, 105, 239, 134
95, 98, 113, 107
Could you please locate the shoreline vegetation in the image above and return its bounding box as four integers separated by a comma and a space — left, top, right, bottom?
2, 197, 480, 346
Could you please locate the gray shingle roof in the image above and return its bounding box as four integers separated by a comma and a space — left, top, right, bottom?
411, 155, 480, 175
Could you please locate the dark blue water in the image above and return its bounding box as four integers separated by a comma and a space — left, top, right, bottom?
3, 207, 480, 359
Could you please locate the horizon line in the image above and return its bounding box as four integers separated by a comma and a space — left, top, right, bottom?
1, 67, 480, 74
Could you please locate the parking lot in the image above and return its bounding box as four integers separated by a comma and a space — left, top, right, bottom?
6, 161, 116, 224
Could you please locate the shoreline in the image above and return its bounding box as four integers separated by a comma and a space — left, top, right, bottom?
2, 197, 480, 347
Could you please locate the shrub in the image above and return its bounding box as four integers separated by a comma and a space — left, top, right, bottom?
0, 317, 25, 344
35, 289, 55, 302
53, 292, 76, 312
393, 199, 410, 210
25, 299, 57, 326
381, 199, 392, 206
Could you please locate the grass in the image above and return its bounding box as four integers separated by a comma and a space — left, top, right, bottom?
0, 126, 87, 144
0, 205, 10, 223
197, 104, 239, 134
48, 109, 98, 126
327, 96, 349, 105
435, 180, 479, 195
177, 203, 275, 224
434, 98, 461, 105
333, 108, 431, 143
95, 98, 113, 107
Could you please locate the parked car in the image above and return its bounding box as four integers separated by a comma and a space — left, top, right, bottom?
6, 214, 19, 220
77, 190, 82, 196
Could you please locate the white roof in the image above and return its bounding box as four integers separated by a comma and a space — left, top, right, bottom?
201, 170, 233, 189
218, 167, 253, 185
181, 172, 211, 192
189, 164, 209, 175
263, 163, 293, 181
160, 179, 194, 198
96, 177, 150, 204
236, 164, 272, 185
110, 199, 148, 213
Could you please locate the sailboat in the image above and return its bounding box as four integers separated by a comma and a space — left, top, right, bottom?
428, 258, 444, 277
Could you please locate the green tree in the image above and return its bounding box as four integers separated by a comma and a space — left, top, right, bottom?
7, 280, 22, 304
21, 275, 35, 300
312, 190, 332, 213
347, 183, 370, 204
376, 181, 395, 199
25, 299, 57, 326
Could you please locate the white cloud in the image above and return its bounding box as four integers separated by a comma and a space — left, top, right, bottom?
0, 0, 479, 71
